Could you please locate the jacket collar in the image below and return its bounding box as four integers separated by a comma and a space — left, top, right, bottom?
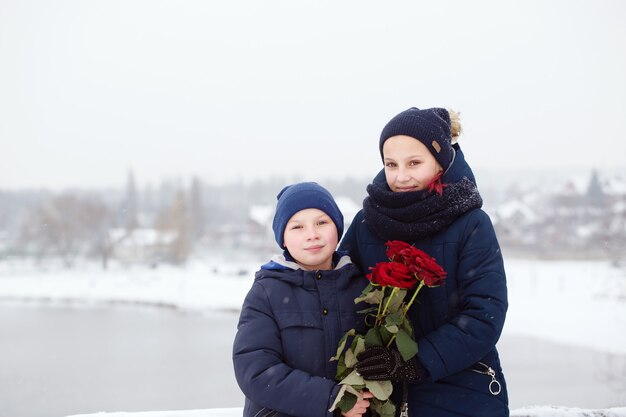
256, 252, 354, 288
261, 252, 351, 271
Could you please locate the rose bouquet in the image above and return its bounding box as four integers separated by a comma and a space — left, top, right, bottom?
329, 240, 447, 417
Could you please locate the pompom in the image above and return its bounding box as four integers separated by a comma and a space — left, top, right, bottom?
448, 109, 462, 144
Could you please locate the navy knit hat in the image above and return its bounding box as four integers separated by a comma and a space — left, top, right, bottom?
272, 182, 344, 249
379, 107, 453, 170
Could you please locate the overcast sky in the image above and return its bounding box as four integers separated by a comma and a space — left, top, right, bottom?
1, 0, 625, 190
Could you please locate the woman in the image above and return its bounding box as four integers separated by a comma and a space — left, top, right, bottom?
340, 107, 509, 416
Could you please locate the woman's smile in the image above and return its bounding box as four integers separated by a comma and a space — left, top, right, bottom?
395, 185, 419, 192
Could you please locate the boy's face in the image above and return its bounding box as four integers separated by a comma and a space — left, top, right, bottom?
283, 208, 338, 271
383, 135, 443, 192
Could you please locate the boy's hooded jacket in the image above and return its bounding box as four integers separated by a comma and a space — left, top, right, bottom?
233, 253, 366, 417
339, 146, 509, 417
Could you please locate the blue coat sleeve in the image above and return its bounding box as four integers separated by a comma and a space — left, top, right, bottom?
417, 210, 508, 380
339, 211, 365, 273
232, 281, 339, 417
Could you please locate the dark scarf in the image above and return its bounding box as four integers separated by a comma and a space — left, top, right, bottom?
363, 177, 483, 242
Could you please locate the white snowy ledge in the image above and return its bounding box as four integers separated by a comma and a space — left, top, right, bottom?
65, 406, 626, 417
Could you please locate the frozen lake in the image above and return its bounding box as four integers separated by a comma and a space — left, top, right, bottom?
0, 303, 624, 417
0, 303, 243, 417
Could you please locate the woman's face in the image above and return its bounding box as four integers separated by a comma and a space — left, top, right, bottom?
383, 135, 443, 192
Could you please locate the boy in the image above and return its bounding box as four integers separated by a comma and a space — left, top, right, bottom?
233, 182, 372, 417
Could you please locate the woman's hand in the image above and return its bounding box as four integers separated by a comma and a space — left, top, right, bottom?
341, 391, 374, 417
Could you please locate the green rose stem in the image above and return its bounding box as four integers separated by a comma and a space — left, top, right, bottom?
385, 279, 425, 348
377, 287, 398, 326
375, 285, 385, 326
403, 280, 425, 315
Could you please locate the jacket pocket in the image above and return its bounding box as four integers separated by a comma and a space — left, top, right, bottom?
436, 358, 505, 400
467, 361, 503, 396
274, 311, 325, 373
275, 311, 323, 330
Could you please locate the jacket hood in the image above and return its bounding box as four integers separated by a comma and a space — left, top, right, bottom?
255, 252, 354, 287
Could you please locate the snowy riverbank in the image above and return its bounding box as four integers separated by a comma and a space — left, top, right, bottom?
1, 258, 625, 355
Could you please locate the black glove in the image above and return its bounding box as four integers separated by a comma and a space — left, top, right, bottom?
356, 346, 419, 382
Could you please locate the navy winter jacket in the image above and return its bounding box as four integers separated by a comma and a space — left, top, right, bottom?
233, 254, 367, 417
339, 147, 509, 417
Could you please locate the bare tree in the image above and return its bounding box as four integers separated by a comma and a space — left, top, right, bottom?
19, 194, 112, 267
189, 176, 206, 242
155, 190, 191, 264
123, 169, 139, 230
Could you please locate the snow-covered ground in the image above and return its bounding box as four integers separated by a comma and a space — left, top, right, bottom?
65, 406, 626, 417
1, 257, 625, 355
504, 259, 626, 355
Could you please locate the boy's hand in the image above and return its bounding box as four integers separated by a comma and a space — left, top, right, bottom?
341, 390, 374, 417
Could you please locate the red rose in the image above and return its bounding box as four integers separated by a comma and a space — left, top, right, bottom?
365, 262, 384, 284
367, 261, 417, 289
396, 246, 423, 265
385, 240, 413, 262
408, 251, 447, 287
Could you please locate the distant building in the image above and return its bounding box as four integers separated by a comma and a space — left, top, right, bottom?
109, 228, 177, 265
